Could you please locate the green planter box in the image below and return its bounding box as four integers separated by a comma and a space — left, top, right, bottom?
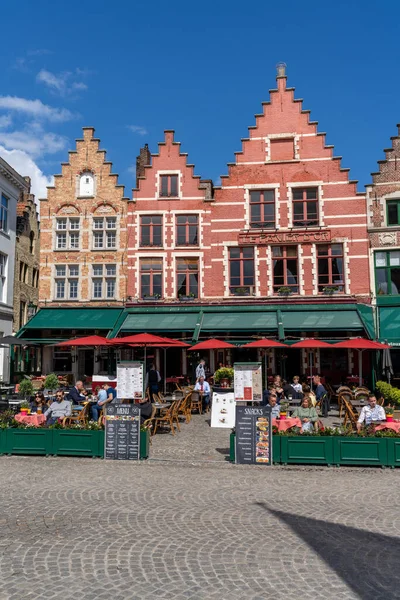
280, 436, 334, 465
140, 429, 149, 460
52, 430, 104, 457
229, 433, 280, 464
387, 439, 400, 467
0, 429, 7, 455
333, 437, 388, 466
6, 428, 52, 455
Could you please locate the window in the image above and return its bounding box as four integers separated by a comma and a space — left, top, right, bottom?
249, 190, 275, 228
160, 174, 178, 198
140, 258, 163, 298
29, 232, 35, 254
55, 218, 80, 250
375, 250, 400, 295
92, 217, 116, 249
176, 258, 199, 298
54, 264, 79, 300
317, 244, 344, 293
292, 187, 319, 226
19, 262, 28, 283
92, 264, 117, 299
140, 215, 162, 247
176, 215, 198, 245
32, 269, 38, 288
272, 246, 298, 293
19, 301, 27, 327
0, 194, 8, 233
229, 247, 254, 295
387, 200, 400, 226
0, 254, 6, 302
79, 172, 94, 197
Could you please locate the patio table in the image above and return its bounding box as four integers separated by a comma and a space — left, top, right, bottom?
15, 413, 46, 426
375, 421, 400, 433
272, 417, 302, 432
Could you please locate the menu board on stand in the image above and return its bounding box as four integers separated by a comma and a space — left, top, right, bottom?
210, 388, 235, 428
105, 404, 140, 460
234, 362, 262, 403
116, 361, 144, 401
235, 405, 272, 465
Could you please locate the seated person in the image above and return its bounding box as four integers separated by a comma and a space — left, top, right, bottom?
91, 383, 108, 421
283, 380, 303, 400
67, 380, 87, 405
194, 376, 211, 410
292, 376, 303, 394
268, 393, 281, 419
357, 394, 386, 432
292, 397, 318, 433
44, 390, 72, 425
30, 391, 47, 413
302, 384, 316, 407
313, 375, 328, 417
138, 396, 154, 425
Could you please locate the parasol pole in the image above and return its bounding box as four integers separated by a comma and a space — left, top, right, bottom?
164, 348, 167, 395
358, 350, 363, 387
309, 350, 313, 391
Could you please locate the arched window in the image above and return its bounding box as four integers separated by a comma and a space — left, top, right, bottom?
29, 231, 35, 254
79, 172, 94, 197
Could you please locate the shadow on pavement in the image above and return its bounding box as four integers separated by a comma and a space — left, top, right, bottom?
257, 503, 400, 600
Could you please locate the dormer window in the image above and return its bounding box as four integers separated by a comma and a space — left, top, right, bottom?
79, 172, 94, 197
387, 200, 400, 226
160, 174, 178, 198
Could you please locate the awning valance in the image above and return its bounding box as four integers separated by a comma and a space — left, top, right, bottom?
281, 310, 365, 331
19, 308, 123, 334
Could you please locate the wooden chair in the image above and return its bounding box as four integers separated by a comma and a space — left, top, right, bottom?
338, 391, 353, 419
190, 391, 202, 414
178, 392, 192, 423
63, 401, 91, 427
342, 396, 359, 431
325, 382, 336, 402
153, 401, 176, 436
143, 404, 157, 443
171, 397, 183, 432
152, 393, 160, 403
337, 385, 353, 395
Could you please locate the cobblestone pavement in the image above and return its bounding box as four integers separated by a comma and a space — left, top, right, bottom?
0, 414, 399, 599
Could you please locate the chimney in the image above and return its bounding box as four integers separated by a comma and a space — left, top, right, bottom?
136, 143, 151, 188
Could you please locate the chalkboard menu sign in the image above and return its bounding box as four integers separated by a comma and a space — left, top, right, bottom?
105, 404, 140, 460
235, 405, 272, 465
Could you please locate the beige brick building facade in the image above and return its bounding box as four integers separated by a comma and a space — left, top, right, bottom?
13, 180, 40, 332
39, 127, 129, 307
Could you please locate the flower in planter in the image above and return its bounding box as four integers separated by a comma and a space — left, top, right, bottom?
277, 286, 292, 296
214, 367, 234, 384
322, 286, 338, 295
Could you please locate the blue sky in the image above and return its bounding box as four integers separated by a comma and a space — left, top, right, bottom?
1, 0, 400, 199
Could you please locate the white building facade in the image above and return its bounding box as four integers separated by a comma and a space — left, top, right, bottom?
0, 157, 29, 382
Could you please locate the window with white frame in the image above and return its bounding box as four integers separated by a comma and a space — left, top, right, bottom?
0, 194, 8, 234
55, 218, 80, 250
159, 174, 178, 198
79, 172, 94, 197
54, 264, 79, 300
92, 264, 117, 299
0, 253, 7, 302
92, 217, 117, 249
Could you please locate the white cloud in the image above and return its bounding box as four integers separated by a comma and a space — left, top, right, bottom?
0, 129, 67, 158
0, 115, 12, 129
0, 96, 76, 122
0, 145, 53, 200
37, 69, 89, 96
127, 125, 148, 136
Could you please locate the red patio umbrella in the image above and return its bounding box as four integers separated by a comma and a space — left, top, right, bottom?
188, 338, 236, 352
333, 338, 390, 386
241, 339, 287, 348
55, 335, 110, 347
291, 339, 332, 388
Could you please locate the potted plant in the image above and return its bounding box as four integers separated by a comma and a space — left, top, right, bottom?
214, 367, 234, 388
234, 287, 249, 296
18, 379, 34, 401
20, 400, 30, 414
44, 373, 59, 394
178, 292, 196, 302
385, 405, 394, 423
323, 286, 338, 296
278, 286, 292, 297
142, 293, 161, 302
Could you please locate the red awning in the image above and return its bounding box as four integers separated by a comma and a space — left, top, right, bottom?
333, 339, 390, 350
188, 339, 236, 351
55, 335, 110, 347
241, 339, 287, 349
109, 333, 189, 347
291, 339, 332, 349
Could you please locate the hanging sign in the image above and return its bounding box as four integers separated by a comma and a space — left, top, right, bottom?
234, 362, 262, 402
116, 361, 144, 400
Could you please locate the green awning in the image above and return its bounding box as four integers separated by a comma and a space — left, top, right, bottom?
120, 312, 200, 333
201, 312, 277, 332
282, 310, 364, 331
20, 308, 123, 332
379, 307, 400, 343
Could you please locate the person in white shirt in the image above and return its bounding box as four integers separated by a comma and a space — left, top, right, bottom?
194, 376, 211, 410
195, 359, 206, 381
292, 376, 302, 394
357, 394, 386, 432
